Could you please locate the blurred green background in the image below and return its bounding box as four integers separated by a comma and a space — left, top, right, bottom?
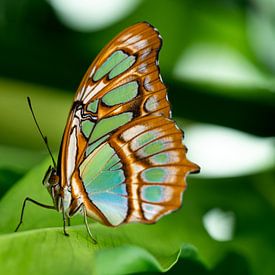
0, 0, 274, 274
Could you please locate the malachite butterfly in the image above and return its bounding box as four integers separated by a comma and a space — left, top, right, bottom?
16, 22, 200, 243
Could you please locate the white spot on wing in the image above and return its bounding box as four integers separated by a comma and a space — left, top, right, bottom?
142, 203, 164, 220
174, 124, 180, 131
121, 125, 146, 141
126, 34, 142, 44
144, 76, 153, 91
138, 64, 147, 73
89, 66, 96, 78
145, 95, 158, 112
140, 47, 151, 60
135, 39, 148, 50
83, 81, 106, 104
159, 74, 163, 83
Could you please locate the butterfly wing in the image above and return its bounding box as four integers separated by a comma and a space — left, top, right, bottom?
58, 22, 199, 226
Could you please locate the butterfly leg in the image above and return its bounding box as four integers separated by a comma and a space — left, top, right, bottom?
82, 204, 97, 244
15, 197, 55, 232
61, 202, 69, 237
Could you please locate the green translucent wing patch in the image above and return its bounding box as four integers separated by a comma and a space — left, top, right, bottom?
142, 140, 165, 156
130, 131, 157, 151
110, 162, 123, 170
81, 120, 95, 139
80, 142, 113, 183
87, 99, 99, 113
80, 142, 125, 193
148, 150, 182, 165
86, 135, 109, 156
102, 81, 138, 106
109, 55, 136, 79
93, 50, 136, 81
142, 186, 164, 203
93, 50, 128, 81
105, 153, 121, 170
80, 142, 128, 226
89, 112, 133, 143
149, 152, 169, 164
141, 167, 169, 183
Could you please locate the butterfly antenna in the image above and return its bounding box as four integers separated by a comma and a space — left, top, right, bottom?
27, 97, 57, 168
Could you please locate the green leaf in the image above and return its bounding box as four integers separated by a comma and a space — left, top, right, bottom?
0, 226, 183, 275
0, 159, 274, 274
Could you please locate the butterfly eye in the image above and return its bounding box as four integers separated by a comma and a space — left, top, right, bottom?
49, 173, 59, 186
42, 166, 59, 186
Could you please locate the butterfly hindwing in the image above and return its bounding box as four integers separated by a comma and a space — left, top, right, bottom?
75, 115, 198, 226
108, 115, 198, 224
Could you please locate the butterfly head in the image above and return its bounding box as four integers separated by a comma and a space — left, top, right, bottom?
43, 166, 61, 209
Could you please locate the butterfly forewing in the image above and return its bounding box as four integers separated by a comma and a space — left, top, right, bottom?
58, 22, 199, 226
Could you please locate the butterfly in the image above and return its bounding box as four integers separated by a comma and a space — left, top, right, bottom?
15, 22, 200, 243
